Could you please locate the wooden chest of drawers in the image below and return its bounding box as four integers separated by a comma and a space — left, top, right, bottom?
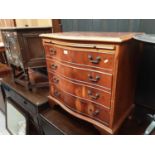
41, 32, 140, 134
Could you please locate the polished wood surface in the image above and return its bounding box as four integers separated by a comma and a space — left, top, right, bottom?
49, 72, 111, 108
49, 89, 110, 125
42, 32, 140, 134
0, 63, 11, 77
43, 38, 116, 50
39, 106, 100, 135
41, 32, 140, 43
0, 73, 49, 106
47, 60, 112, 90
44, 44, 115, 73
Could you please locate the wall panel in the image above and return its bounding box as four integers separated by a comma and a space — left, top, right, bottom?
15, 19, 52, 27
61, 19, 155, 33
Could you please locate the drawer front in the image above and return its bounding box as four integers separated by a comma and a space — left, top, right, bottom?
50, 86, 110, 125
49, 73, 111, 108
44, 45, 114, 72
8, 89, 36, 115
39, 115, 64, 135
47, 59, 112, 90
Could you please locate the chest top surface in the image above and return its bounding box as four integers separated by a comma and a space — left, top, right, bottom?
0, 74, 49, 106
40, 32, 140, 43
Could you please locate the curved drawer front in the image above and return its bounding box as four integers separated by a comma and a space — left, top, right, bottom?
44, 44, 114, 73
50, 86, 110, 125
49, 72, 111, 108
47, 59, 112, 90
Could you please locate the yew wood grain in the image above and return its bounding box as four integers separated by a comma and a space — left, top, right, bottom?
110, 40, 140, 130
46, 59, 112, 90
44, 44, 115, 73
41, 32, 139, 43
41, 32, 141, 134
49, 72, 111, 108
49, 86, 110, 125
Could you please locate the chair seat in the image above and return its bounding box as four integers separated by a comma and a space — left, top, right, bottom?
0, 63, 11, 77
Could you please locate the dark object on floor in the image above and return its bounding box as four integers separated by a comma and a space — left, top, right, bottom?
144, 114, 155, 135
117, 106, 151, 135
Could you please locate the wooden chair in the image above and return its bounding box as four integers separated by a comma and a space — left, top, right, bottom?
0, 63, 11, 77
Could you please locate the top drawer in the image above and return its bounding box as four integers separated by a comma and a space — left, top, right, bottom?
3, 86, 36, 116
44, 44, 115, 73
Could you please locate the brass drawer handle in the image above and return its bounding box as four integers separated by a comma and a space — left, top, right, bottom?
88, 90, 100, 100
93, 110, 100, 116
53, 90, 60, 97
51, 64, 57, 70
53, 77, 59, 84
49, 48, 56, 55
88, 55, 101, 64
88, 74, 100, 82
